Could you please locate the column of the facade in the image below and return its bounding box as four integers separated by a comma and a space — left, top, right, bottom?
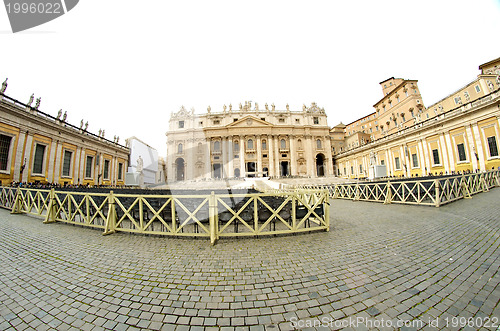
274, 136, 280, 177
205, 138, 211, 179
385, 150, 392, 176
47, 140, 58, 183
186, 138, 194, 180
471, 123, 486, 171
228, 136, 234, 178
421, 139, 431, 175
13, 131, 27, 182
439, 134, 450, 174
465, 125, 479, 171
305, 136, 315, 177
325, 138, 333, 176
289, 136, 297, 176
239, 135, 245, 177
443, 133, 455, 173
268, 135, 275, 177
256, 135, 263, 175
222, 138, 228, 178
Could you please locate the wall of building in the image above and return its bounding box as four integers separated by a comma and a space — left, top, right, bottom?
0, 93, 129, 186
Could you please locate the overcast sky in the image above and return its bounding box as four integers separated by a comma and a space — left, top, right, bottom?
1, 0, 499, 156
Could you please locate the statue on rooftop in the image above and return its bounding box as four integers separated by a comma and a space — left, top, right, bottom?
265, 103, 269, 111
34, 97, 41, 110
223, 104, 227, 112
84, 121, 88, 130
255, 102, 259, 111
62, 111, 67, 122
271, 103, 275, 111
229, 104, 232, 111
98, 129, 102, 136
102, 129, 105, 137
27, 94, 34, 107
80, 120, 84, 129
1, 78, 7, 93
303, 104, 306, 111
239, 103, 242, 110
286, 104, 290, 111
207, 105, 211, 113
57, 109, 62, 119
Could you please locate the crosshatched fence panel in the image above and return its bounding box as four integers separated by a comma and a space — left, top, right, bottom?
0, 187, 329, 245
295, 170, 499, 207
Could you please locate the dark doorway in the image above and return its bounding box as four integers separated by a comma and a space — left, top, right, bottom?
316, 154, 325, 177
280, 161, 289, 177
246, 162, 256, 177
263, 167, 268, 177
175, 158, 185, 181
213, 164, 222, 178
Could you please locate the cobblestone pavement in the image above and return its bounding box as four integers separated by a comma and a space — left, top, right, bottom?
1, 189, 500, 331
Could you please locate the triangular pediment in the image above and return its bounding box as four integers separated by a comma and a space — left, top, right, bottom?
226, 115, 273, 128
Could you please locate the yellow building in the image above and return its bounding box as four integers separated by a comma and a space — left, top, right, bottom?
0, 88, 129, 186
335, 57, 500, 178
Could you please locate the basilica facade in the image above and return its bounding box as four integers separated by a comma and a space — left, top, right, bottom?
166, 102, 334, 181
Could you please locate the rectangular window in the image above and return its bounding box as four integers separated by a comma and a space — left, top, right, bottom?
475, 85, 481, 93
411, 153, 419, 168
62, 150, 72, 177
33, 144, 46, 174
380, 160, 385, 165
457, 143, 467, 162
118, 163, 123, 180
359, 164, 363, 173
432, 149, 440, 165
350, 166, 354, 174
487, 136, 499, 157
103, 159, 110, 179
0, 134, 12, 171
213, 120, 220, 125
85, 156, 94, 178
178, 121, 184, 128
313, 117, 319, 124
279, 118, 285, 123
394, 157, 401, 170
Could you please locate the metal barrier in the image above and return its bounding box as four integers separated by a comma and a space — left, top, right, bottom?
293, 170, 500, 207
0, 187, 329, 245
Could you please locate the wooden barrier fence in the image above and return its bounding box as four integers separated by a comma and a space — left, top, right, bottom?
292, 170, 500, 207
0, 187, 329, 245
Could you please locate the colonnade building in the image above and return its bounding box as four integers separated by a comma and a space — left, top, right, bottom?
0, 88, 129, 186
166, 102, 333, 181
335, 57, 500, 178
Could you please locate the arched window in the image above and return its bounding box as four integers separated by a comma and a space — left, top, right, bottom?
280, 139, 286, 149
178, 143, 183, 154
247, 139, 254, 149
234, 141, 239, 151
262, 140, 267, 150
298, 139, 303, 150
197, 142, 202, 153
214, 141, 220, 151
316, 139, 322, 149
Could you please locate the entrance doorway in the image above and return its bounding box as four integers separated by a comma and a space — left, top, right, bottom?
246, 162, 256, 177
263, 167, 268, 177
280, 161, 289, 177
175, 158, 185, 181
316, 154, 325, 177
213, 164, 222, 178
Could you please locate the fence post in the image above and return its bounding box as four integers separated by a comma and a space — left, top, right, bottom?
43, 189, 57, 223
209, 191, 218, 245
460, 175, 472, 199
434, 179, 441, 207
354, 183, 360, 201
324, 190, 330, 231
103, 191, 116, 235
480, 174, 489, 192
495, 170, 500, 187
384, 181, 392, 204
10, 188, 23, 214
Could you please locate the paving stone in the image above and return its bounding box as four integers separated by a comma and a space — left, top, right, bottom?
1, 189, 500, 329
